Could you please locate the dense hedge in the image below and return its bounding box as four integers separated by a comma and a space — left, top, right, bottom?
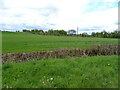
2, 44, 119, 63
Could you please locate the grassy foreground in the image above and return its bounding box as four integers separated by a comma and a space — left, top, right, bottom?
2, 32, 118, 53
3, 55, 118, 88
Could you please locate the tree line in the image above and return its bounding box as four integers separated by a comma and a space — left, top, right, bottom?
23, 29, 67, 36
91, 30, 120, 38
22, 29, 119, 38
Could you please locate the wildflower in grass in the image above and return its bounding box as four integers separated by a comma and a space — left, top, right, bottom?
42, 81, 46, 85
50, 78, 53, 81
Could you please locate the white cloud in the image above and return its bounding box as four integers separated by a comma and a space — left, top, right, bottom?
103, 0, 118, 2
0, 0, 118, 33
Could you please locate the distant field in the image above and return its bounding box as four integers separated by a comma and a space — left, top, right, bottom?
3, 55, 118, 88
2, 32, 118, 53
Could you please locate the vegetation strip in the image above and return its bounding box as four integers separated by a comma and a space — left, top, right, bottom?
22, 29, 119, 38
2, 44, 119, 63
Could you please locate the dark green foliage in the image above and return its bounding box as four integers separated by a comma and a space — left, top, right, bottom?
23, 29, 30, 32
81, 32, 89, 37
91, 30, 120, 38
47, 30, 67, 36
22, 29, 120, 38
22, 29, 67, 36
67, 29, 76, 35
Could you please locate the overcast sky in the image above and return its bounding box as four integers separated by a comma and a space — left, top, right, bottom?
0, 0, 118, 33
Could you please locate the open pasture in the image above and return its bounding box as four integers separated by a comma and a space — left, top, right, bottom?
2, 32, 118, 53
3, 55, 118, 88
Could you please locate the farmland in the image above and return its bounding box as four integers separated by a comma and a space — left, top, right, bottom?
2, 31, 118, 88
2, 32, 118, 53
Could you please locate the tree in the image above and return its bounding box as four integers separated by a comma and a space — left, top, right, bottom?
111, 30, 120, 38
48, 29, 54, 35
16, 30, 20, 32
23, 29, 30, 32
58, 30, 67, 35
91, 32, 96, 37
68, 29, 76, 35
101, 30, 108, 38
47, 29, 67, 36
81, 32, 88, 37
38, 30, 44, 35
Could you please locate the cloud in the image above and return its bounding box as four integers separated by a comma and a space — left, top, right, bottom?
84, 0, 118, 13
29, 5, 59, 17
0, 0, 118, 33
0, 23, 52, 31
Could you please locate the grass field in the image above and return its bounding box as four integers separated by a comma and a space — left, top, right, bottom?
2, 32, 118, 88
3, 55, 118, 88
2, 32, 118, 53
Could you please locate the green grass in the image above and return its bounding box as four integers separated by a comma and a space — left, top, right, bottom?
2, 32, 118, 53
0, 64, 2, 89
3, 55, 118, 88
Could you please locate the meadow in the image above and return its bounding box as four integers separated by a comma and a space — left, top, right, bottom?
3, 55, 118, 88
2, 31, 118, 88
2, 32, 118, 53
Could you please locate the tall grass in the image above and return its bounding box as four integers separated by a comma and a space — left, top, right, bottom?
3, 55, 118, 88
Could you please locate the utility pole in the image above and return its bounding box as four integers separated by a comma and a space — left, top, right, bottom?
77, 27, 79, 37
77, 27, 79, 34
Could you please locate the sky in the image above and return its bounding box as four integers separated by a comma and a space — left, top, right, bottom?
0, 0, 119, 34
